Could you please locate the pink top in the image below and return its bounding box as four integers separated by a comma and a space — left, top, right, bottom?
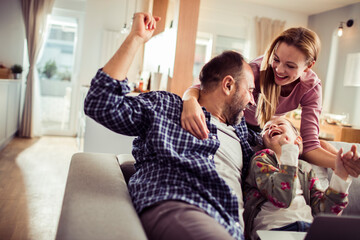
244, 56, 322, 154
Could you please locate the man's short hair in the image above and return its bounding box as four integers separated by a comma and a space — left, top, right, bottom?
199, 51, 245, 92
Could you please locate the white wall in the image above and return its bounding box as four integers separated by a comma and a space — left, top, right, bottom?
78, 0, 308, 86
79, 0, 150, 86
54, 0, 87, 12
0, 0, 25, 68
0, 0, 25, 140
79, 0, 122, 86
308, 3, 360, 127
84, 117, 135, 154
198, 0, 308, 61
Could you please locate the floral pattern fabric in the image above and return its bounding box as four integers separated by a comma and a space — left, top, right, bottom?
243, 149, 349, 239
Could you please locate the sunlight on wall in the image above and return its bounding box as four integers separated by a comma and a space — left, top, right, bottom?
322, 31, 339, 114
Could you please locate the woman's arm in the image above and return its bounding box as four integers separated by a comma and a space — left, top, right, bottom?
181, 86, 209, 139
302, 147, 336, 169
299, 85, 360, 177
298, 84, 338, 167
303, 144, 360, 178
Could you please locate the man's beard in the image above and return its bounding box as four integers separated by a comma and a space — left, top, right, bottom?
223, 92, 245, 126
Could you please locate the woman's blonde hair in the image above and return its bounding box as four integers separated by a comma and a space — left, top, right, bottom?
256, 27, 321, 127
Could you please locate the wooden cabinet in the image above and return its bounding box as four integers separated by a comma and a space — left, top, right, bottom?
0, 79, 21, 151
152, 0, 173, 36
286, 114, 360, 144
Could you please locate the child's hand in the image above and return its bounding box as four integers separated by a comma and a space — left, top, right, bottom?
334, 148, 349, 181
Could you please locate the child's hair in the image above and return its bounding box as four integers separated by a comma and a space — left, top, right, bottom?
284, 118, 303, 155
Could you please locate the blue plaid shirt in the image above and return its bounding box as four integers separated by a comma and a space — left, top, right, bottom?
84, 69, 259, 240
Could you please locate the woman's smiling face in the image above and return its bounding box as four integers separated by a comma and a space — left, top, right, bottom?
271, 42, 311, 86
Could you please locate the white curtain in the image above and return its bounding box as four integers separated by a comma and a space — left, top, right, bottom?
20, 0, 55, 137
255, 17, 286, 56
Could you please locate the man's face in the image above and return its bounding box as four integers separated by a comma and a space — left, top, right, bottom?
224, 62, 255, 125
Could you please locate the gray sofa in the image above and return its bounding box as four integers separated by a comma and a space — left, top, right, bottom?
55, 142, 360, 240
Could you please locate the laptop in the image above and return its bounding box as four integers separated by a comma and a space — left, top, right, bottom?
257, 214, 360, 240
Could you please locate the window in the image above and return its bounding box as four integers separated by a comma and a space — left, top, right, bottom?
193, 32, 213, 84
193, 33, 248, 85
38, 16, 77, 82
37, 14, 78, 133
214, 35, 247, 57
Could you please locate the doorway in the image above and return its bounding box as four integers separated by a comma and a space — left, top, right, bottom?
37, 11, 82, 136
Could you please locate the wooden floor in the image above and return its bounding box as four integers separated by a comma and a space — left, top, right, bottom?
0, 136, 78, 240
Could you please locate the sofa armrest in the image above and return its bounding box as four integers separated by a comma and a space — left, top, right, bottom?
56, 152, 147, 240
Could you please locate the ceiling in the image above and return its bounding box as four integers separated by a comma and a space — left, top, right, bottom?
243, 0, 360, 15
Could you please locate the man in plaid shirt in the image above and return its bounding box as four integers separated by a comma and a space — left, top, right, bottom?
84, 12, 259, 240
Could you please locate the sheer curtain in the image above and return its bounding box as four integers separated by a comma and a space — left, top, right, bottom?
255, 17, 286, 56
19, 0, 55, 137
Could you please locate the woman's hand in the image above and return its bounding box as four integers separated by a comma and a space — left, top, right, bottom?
334, 148, 349, 180
181, 97, 209, 139
342, 145, 360, 178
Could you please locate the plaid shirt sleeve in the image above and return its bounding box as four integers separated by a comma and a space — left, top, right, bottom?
84, 69, 173, 137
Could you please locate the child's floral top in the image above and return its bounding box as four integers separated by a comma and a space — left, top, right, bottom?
243, 148, 350, 240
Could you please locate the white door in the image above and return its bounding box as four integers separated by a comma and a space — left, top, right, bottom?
37, 9, 84, 136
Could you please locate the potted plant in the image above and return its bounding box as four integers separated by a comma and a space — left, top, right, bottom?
42, 60, 57, 79
11, 64, 23, 79
58, 69, 72, 81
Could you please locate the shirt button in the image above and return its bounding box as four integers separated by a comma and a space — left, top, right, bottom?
208, 155, 213, 160
212, 135, 217, 139
235, 222, 240, 227
231, 190, 236, 196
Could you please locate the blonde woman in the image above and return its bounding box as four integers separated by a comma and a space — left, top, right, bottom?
181, 27, 360, 175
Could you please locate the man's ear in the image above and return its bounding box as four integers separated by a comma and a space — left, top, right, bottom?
222, 75, 235, 96
304, 60, 315, 72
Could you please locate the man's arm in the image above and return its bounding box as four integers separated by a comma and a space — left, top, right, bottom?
103, 12, 160, 80
84, 13, 161, 136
